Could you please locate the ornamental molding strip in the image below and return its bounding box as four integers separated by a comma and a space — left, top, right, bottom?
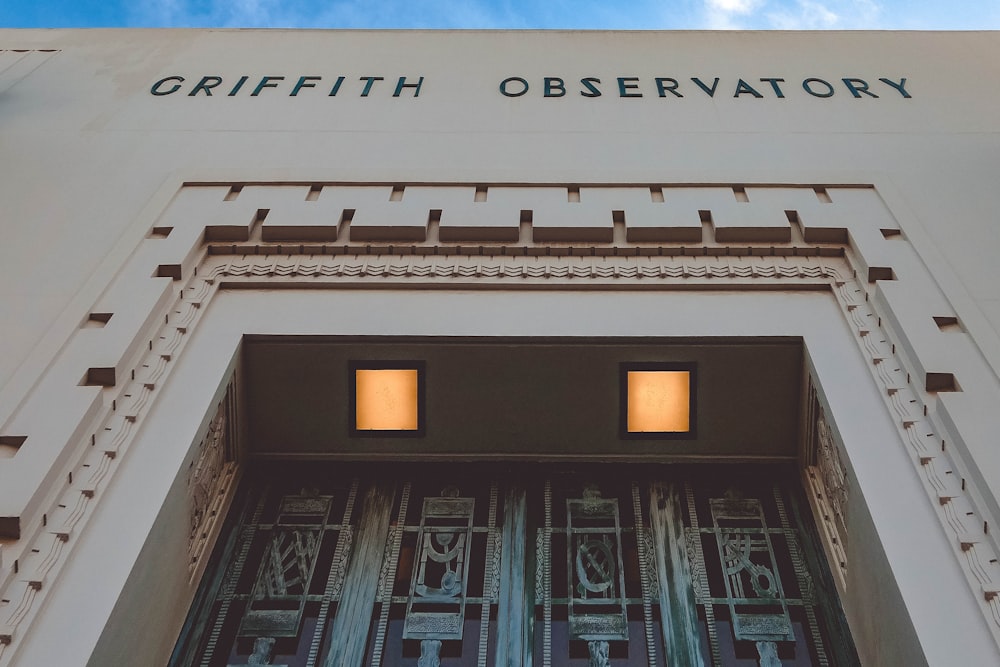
803, 377, 850, 596
0, 182, 997, 662
186, 380, 239, 582
204, 249, 842, 284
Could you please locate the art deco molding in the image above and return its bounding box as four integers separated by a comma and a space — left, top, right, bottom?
186, 381, 239, 581
803, 379, 850, 595
1, 183, 998, 661
198, 251, 839, 288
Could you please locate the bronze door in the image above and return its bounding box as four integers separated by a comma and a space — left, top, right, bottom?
171, 463, 857, 666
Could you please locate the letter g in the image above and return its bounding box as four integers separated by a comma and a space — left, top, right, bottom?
150, 76, 185, 96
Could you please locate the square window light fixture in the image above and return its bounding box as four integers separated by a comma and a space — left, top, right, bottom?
349, 361, 425, 437
620, 362, 696, 439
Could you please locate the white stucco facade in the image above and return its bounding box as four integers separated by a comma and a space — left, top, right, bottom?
1, 29, 1000, 666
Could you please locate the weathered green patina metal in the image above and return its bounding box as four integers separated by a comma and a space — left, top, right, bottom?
650, 482, 704, 667
495, 485, 531, 667
173, 463, 858, 667
403, 489, 476, 641
322, 483, 395, 667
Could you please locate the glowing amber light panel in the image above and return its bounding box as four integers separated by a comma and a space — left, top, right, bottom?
627, 370, 691, 433
354, 369, 420, 431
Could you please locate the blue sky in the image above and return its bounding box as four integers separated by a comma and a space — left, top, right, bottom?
2, 0, 998, 30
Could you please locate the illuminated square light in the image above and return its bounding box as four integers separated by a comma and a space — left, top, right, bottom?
351, 363, 424, 435
621, 363, 696, 437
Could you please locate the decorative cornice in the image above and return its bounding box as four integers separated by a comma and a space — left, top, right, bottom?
204, 249, 841, 284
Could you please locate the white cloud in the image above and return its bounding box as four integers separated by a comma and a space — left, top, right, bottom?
700, 0, 882, 30
707, 0, 761, 13
767, 0, 884, 30
126, 0, 518, 29
123, 0, 889, 30
767, 0, 840, 29
838, 0, 882, 29
54, 0, 1000, 30
703, 0, 764, 29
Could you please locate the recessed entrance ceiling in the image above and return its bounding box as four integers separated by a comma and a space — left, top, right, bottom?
242, 336, 803, 461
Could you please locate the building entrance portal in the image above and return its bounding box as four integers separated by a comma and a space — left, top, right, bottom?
172, 463, 857, 666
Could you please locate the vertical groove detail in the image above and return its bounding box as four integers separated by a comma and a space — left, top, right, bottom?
686, 482, 721, 667
306, 477, 359, 667
543, 478, 552, 667
774, 487, 829, 667
200, 489, 268, 666
477, 481, 498, 667
370, 482, 410, 667
632, 483, 659, 666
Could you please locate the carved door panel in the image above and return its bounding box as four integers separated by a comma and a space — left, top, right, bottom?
345, 474, 501, 667
683, 476, 834, 667
172, 464, 857, 667
533, 475, 663, 667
